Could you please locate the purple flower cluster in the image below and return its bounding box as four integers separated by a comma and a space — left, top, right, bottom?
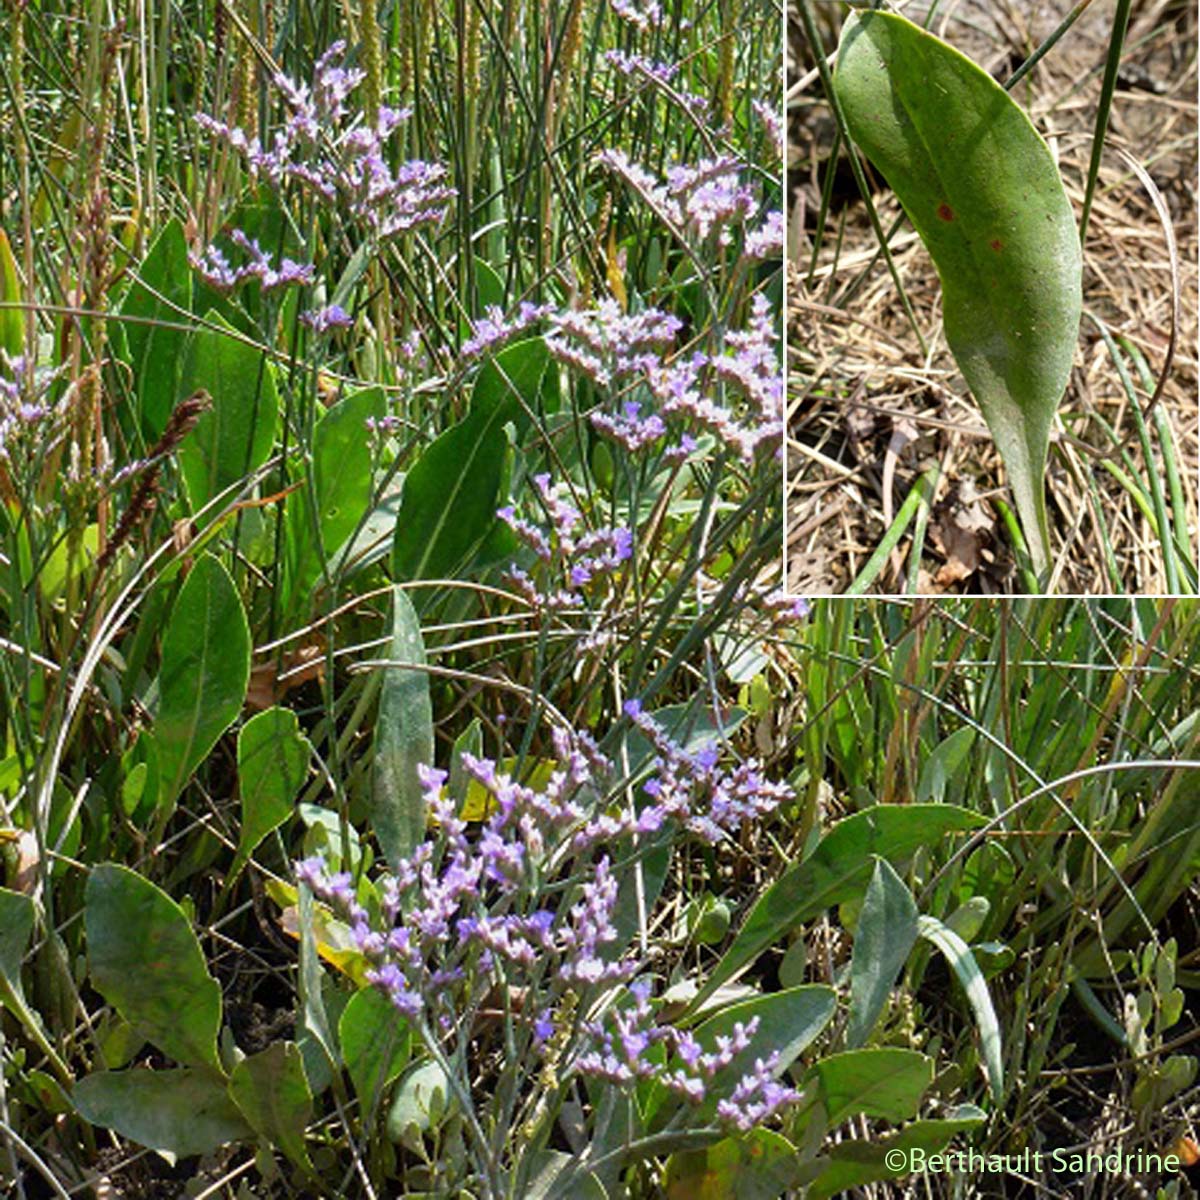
190, 229, 315, 294
604, 49, 678, 86
0, 356, 63, 469
197, 42, 454, 240
610, 0, 663, 32
300, 303, 354, 333
716, 1052, 800, 1131
461, 301, 553, 361
647, 293, 782, 462
572, 979, 759, 1102
622, 699, 793, 844
293, 710, 802, 1135
498, 474, 633, 611
600, 150, 757, 248
753, 98, 785, 162
744, 209, 783, 262
546, 300, 682, 389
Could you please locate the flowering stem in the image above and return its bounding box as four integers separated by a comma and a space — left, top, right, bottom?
411, 1015, 503, 1199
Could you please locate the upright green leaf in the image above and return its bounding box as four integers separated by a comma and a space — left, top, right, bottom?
392, 337, 550, 586
339, 985, 411, 1111
296, 879, 339, 1090
85, 863, 222, 1071
75, 1068, 251, 1158
370, 588, 434, 870
231, 706, 312, 881
228, 1041, 314, 1174
179, 309, 278, 511
689, 805, 984, 1013
0, 228, 24, 361
120, 218, 193, 439
0, 886, 34, 1015
834, 11, 1082, 575
155, 554, 250, 812
284, 385, 386, 614
847, 858, 919, 1047
917, 914, 1004, 1101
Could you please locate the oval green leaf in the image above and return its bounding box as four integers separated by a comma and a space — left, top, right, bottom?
847, 858, 919, 1048
85, 863, 222, 1071
228, 1041, 313, 1174
179, 309, 278, 511
834, 11, 1082, 574
813, 1048, 933, 1126
284, 385, 386, 616
155, 554, 250, 812
665, 1129, 805, 1200
339, 984, 411, 1111
231, 706, 312, 880
74, 1067, 251, 1158
392, 337, 551, 588
120, 217, 193, 440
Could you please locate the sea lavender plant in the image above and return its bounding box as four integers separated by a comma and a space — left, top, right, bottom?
294, 709, 801, 1197
197, 41, 454, 241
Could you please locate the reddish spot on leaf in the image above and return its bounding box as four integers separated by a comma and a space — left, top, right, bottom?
937, 202, 955, 221
990, 238, 1003, 252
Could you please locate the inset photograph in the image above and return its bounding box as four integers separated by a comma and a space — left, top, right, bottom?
787, 0, 1197, 595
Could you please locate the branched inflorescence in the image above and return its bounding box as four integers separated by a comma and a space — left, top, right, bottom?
196, 41, 454, 243
295, 711, 798, 1133
497, 473, 633, 612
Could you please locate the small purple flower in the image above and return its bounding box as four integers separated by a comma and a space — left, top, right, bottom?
461, 301, 553, 360
300, 303, 354, 332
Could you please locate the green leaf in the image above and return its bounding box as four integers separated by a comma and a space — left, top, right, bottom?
296, 880, 339, 1087
179, 309, 278, 510
0, 228, 24, 361
0, 886, 34, 1015
231, 707, 311, 880
0, 887, 60, 1080
834, 11, 1082, 575
813, 1049, 933, 1126
74, 1068, 251, 1158
522, 1150, 606, 1200
916, 728, 976, 804
339, 985, 411, 1111
665, 1129, 805, 1200
85, 863, 222, 1071
370, 588, 434, 870
120, 218, 193, 440
917, 914, 1004, 1101
847, 858, 919, 1047
154, 554, 250, 812
228, 1041, 314, 1174
392, 337, 550, 587
806, 1108, 987, 1200
284, 385, 386, 614
690, 805, 984, 1013
387, 1058, 456, 1150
